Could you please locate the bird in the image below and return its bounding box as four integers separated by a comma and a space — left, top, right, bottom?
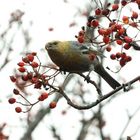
45, 40, 121, 89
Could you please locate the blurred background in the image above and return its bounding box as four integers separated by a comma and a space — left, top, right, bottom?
0, 0, 140, 140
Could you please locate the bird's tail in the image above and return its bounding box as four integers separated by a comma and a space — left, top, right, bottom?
94, 64, 121, 89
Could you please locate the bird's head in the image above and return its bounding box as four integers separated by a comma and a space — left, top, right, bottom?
45, 41, 60, 51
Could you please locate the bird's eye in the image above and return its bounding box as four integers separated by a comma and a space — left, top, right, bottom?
53, 41, 58, 45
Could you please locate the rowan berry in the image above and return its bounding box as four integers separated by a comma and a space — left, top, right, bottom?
77, 36, 84, 43
112, 4, 119, 11
48, 27, 54, 31
31, 62, 39, 68
121, 0, 127, 6
102, 9, 110, 16
119, 59, 126, 67
116, 52, 121, 59
132, 11, 138, 19
27, 54, 34, 62
15, 107, 22, 113
8, 98, 16, 104
95, 8, 101, 15
22, 57, 29, 63
122, 16, 129, 24
124, 43, 131, 50
124, 36, 132, 43
18, 67, 26, 73
38, 92, 49, 101
110, 54, 116, 60
106, 46, 112, 52
121, 52, 127, 59
10, 76, 16, 82
17, 62, 25, 67
49, 101, 57, 109
103, 36, 110, 44
116, 39, 123, 45
22, 75, 29, 81
91, 19, 99, 27
125, 56, 132, 62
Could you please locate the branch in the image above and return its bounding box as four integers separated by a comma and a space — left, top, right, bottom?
20, 74, 74, 140
58, 76, 140, 110
119, 105, 140, 140
20, 95, 62, 140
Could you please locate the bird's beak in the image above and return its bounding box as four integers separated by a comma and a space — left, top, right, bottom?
45, 44, 51, 50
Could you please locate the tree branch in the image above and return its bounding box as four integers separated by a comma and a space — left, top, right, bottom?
58, 76, 140, 110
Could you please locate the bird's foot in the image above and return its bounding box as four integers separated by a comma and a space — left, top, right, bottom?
84, 74, 90, 83
122, 83, 132, 92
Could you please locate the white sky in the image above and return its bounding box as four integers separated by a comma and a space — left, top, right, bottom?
0, 0, 140, 140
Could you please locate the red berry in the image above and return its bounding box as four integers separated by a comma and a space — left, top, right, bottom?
98, 28, 107, 36
31, 62, 39, 68
38, 96, 44, 101
125, 56, 132, 62
116, 52, 121, 58
121, 52, 127, 59
116, 39, 123, 45
91, 19, 99, 27
22, 57, 29, 63
124, 43, 131, 50
31, 77, 38, 83
27, 72, 33, 79
105, 28, 112, 36
124, 36, 132, 43
8, 98, 16, 104
13, 89, 20, 95
122, 16, 129, 24
110, 54, 116, 60
48, 27, 54, 31
117, 28, 125, 35
49, 101, 57, 109
103, 36, 110, 44
132, 11, 138, 19
18, 67, 26, 72
27, 54, 34, 62
119, 59, 126, 67
17, 62, 25, 67
22, 75, 29, 81
136, 0, 140, 5
95, 8, 101, 15
106, 46, 112, 52
121, 0, 127, 6
112, 4, 119, 11
34, 81, 42, 89
38, 92, 49, 101
77, 36, 84, 43
102, 9, 110, 16
15, 107, 22, 113
78, 30, 85, 36
116, 24, 122, 30
10, 76, 16, 82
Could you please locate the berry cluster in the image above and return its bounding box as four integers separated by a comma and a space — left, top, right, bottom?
76, 0, 140, 68
9, 52, 58, 113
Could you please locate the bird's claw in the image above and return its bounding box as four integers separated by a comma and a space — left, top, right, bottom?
84, 74, 90, 83
122, 83, 132, 92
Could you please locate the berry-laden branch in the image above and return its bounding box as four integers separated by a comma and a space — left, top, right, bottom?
9, 52, 61, 113
9, 1, 140, 113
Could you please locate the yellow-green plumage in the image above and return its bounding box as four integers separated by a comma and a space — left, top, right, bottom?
45, 41, 121, 89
